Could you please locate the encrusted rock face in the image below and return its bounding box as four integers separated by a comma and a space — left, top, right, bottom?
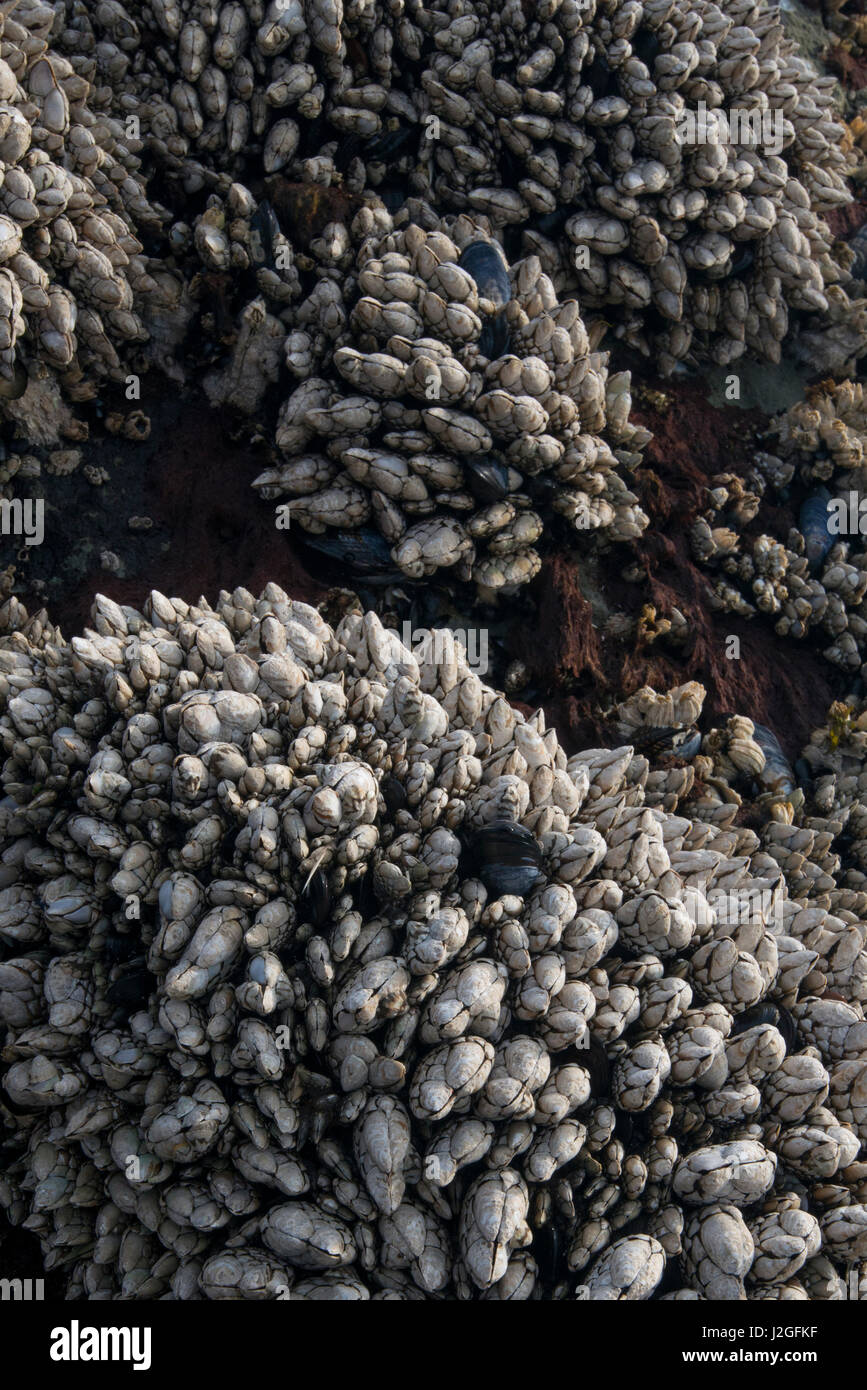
694, 381, 867, 680
0, 1, 174, 425
0, 587, 866, 1300
52, 0, 864, 378
252, 212, 650, 595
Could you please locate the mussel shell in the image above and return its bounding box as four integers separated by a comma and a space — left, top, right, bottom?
676, 729, 702, 759
106, 965, 156, 1013
299, 867, 332, 927
333, 132, 364, 171
469, 820, 543, 898
381, 774, 407, 816
379, 184, 410, 216
102, 931, 138, 964
464, 454, 511, 504
479, 310, 510, 360
584, 50, 615, 97
299, 527, 395, 578
794, 757, 814, 793
532, 1220, 566, 1284
752, 723, 795, 798
730, 1001, 798, 1052
729, 246, 755, 280
613, 1109, 636, 1146
364, 122, 417, 161
631, 725, 701, 759
458, 240, 512, 311
632, 28, 661, 68
532, 207, 574, 238
249, 199, 281, 269
353, 868, 379, 920
583, 1038, 611, 1098
650, 1255, 685, 1299
799, 487, 835, 575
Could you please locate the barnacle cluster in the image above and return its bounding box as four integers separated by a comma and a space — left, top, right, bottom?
52, 0, 866, 380
1, 589, 866, 1300
797, 695, 867, 901
250, 212, 650, 596
692, 381, 867, 679
0, 0, 176, 431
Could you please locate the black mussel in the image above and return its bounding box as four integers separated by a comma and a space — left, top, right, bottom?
353, 869, 379, 919
632, 28, 661, 68
794, 757, 814, 793
583, 51, 615, 97
468, 820, 543, 897
613, 1109, 635, 1145
364, 122, 417, 162
379, 184, 410, 215
464, 454, 511, 504
584, 1038, 611, 1097
299, 527, 396, 579
651, 1255, 684, 1299
526, 474, 559, 508
532, 207, 575, 239
631, 725, 701, 759
677, 728, 702, 759
106, 966, 156, 1013
102, 931, 138, 964
799, 487, 835, 575
730, 1001, 798, 1052
381, 774, 408, 816
333, 132, 365, 171
459, 240, 512, 360
752, 723, 796, 800
249, 199, 281, 270
729, 246, 755, 279
532, 1220, 567, 1284
458, 241, 512, 311
299, 867, 331, 927
479, 312, 510, 360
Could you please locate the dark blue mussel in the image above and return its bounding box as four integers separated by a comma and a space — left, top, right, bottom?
106, 965, 157, 1015
752, 723, 796, 800
468, 820, 543, 897
102, 930, 139, 964
532, 1221, 565, 1284
459, 240, 512, 360
730, 1001, 798, 1052
464, 454, 511, 504
632, 725, 702, 760
249, 199, 281, 270
380, 774, 408, 816
298, 867, 332, 927
364, 122, 417, 162
299, 527, 396, 580
799, 487, 835, 575
794, 757, 815, 794
729, 246, 755, 280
